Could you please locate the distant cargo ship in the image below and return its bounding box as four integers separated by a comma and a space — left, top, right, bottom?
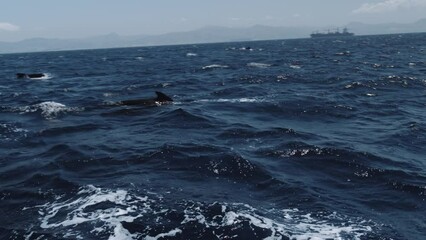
310, 27, 354, 38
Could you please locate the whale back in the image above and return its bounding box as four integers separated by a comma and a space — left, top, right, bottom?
16, 73, 27, 79
16, 73, 45, 79
27, 73, 45, 78
118, 91, 173, 106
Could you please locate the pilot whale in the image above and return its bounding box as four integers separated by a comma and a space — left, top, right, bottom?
16, 73, 45, 79
117, 91, 173, 106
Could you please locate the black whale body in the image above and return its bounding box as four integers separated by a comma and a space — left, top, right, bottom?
16, 73, 45, 79
117, 91, 173, 106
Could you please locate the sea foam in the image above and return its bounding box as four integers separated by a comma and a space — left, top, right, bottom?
33, 185, 376, 240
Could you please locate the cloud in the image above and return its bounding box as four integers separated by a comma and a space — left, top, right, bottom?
0, 22, 20, 31
353, 0, 426, 14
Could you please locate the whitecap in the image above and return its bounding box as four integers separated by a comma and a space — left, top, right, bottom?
276, 75, 288, 81
247, 62, 271, 68
344, 81, 363, 89
202, 64, 229, 70
103, 92, 116, 97
186, 53, 197, 57
289, 64, 301, 69
20, 101, 79, 119
335, 51, 351, 56
195, 97, 266, 103
38, 102, 67, 117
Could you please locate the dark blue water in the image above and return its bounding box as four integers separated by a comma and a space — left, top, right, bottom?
1, 33, 425, 240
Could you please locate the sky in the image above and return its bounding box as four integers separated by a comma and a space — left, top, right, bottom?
1, 0, 425, 42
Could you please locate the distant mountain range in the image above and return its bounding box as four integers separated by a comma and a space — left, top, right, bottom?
1, 19, 425, 54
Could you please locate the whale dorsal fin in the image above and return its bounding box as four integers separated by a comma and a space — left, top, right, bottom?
155, 91, 173, 102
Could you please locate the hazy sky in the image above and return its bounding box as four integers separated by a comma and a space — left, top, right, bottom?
1, 0, 425, 41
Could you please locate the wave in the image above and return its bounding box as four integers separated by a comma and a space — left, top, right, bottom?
344, 75, 424, 90
24, 185, 379, 240
186, 53, 197, 57
257, 142, 426, 198
216, 126, 313, 142
139, 143, 266, 181
151, 108, 215, 129
37, 123, 100, 137
382, 121, 426, 154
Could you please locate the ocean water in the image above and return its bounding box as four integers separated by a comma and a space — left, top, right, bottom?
0, 33, 425, 240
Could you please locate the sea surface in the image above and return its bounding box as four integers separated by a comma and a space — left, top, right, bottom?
0, 33, 425, 240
